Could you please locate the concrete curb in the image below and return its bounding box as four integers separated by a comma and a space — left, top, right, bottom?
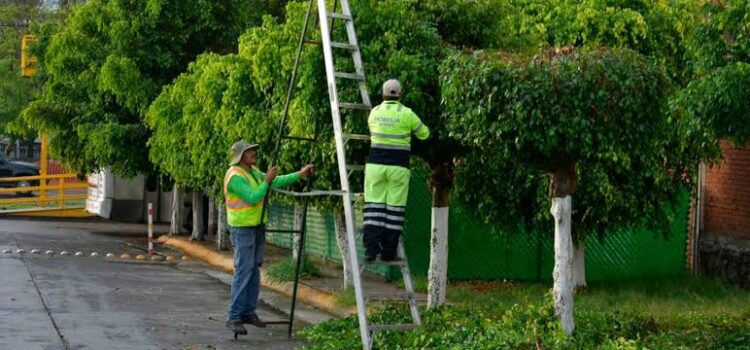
156, 235, 356, 318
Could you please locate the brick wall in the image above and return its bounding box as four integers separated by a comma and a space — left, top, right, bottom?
704, 140, 750, 238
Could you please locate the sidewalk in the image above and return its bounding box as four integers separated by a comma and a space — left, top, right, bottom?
156, 235, 427, 319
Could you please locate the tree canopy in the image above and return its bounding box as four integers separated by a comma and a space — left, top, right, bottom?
673, 0, 750, 157
442, 48, 689, 236
19, 0, 259, 176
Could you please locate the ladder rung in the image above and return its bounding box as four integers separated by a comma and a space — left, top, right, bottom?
339, 102, 371, 110
344, 133, 370, 142
303, 40, 321, 45
368, 324, 418, 333
327, 12, 352, 21
346, 164, 365, 171
265, 229, 303, 234
330, 41, 358, 50
282, 135, 316, 142
334, 72, 365, 81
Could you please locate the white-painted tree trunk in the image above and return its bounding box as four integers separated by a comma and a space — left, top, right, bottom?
551, 196, 575, 335
333, 211, 353, 289
427, 206, 449, 308
293, 206, 305, 261
573, 242, 587, 288
191, 193, 205, 241
207, 195, 217, 240
217, 203, 229, 251
170, 187, 185, 235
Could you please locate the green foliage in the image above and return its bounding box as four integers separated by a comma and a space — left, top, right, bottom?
19, 0, 257, 176
516, 0, 703, 83
684, 0, 750, 75
146, 53, 268, 192
0, 1, 59, 138
142, 0, 703, 239
673, 0, 750, 155
673, 62, 750, 156
0, 57, 33, 137
442, 48, 689, 236
300, 287, 750, 350
148, 0, 504, 203
264, 256, 322, 282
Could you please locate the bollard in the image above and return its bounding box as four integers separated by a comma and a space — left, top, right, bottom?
148, 202, 154, 256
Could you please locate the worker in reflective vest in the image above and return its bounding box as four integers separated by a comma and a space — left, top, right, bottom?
364, 79, 430, 262
223, 140, 314, 335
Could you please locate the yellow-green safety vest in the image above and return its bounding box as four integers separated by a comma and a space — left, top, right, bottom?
223, 166, 266, 227
368, 101, 429, 151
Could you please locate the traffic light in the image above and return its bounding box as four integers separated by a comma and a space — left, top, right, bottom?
21, 34, 38, 77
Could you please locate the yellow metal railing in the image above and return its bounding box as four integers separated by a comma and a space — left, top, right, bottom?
0, 173, 88, 210
0, 132, 92, 217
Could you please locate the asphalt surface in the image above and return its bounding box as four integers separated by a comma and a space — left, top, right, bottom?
0, 218, 302, 350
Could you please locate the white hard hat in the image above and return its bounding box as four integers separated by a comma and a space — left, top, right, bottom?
382, 79, 402, 98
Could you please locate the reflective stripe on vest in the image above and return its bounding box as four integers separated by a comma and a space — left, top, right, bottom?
223, 166, 265, 227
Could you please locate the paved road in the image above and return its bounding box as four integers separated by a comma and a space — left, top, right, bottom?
0, 218, 302, 350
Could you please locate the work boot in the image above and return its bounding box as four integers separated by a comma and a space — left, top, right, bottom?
226, 320, 248, 335
241, 314, 267, 328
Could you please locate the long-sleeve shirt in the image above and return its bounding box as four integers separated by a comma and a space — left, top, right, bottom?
227, 166, 301, 205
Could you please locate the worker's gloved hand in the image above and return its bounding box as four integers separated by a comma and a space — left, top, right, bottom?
265, 166, 278, 184
300, 164, 315, 179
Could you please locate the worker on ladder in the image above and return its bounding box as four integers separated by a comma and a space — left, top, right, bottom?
364, 79, 430, 262
223, 140, 315, 336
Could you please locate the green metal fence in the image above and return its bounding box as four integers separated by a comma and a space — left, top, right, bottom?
266, 168, 689, 282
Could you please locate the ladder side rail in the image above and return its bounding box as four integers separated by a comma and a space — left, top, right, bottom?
258, 0, 317, 225
340, 0, 371, 107
316, 0, 371, 349
398, 242, 422, 326
287, 111, 324, 338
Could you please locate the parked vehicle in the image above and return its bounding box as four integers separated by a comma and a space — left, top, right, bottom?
0, 152, 40, 196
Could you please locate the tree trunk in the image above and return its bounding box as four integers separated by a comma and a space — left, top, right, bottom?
573, 242, 587, 288
427, 206, 449, 308
427, 160, 454, 309
293, 205, 305, 261
217, 201, 229, 251
170, 187, 185, 235
333, 211, 353, 289
207, 195, 217, 240
190, 192, 206, 241
551, 195, 574, 334
549, 161, 578, 334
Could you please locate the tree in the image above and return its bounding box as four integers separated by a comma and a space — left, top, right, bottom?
674, 0, 750, 154
0, 1, 49, 141
441, 48, 689, 333
146, 52, 271, 240
18, 0, 256, 177
468, 0, 704, 288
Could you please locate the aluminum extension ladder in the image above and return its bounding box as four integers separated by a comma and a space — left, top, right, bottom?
260, 0, 422, 348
